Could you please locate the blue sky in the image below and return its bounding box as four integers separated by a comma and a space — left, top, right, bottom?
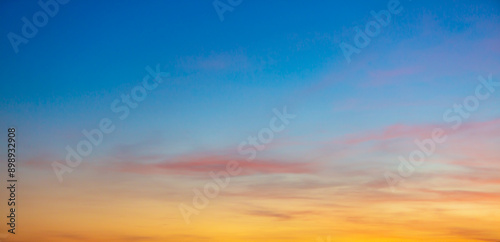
1, 0, 499, 157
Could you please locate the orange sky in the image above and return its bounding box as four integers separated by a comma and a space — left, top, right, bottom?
2, 118, 499, 241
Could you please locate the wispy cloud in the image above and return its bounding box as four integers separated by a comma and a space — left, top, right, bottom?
108, 155, 318, 176
175, 51, 271, 73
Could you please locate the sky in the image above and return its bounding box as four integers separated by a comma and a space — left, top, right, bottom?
0, 0, 500, 241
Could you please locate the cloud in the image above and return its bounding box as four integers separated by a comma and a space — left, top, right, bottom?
335, 118, 500, 147
54, 233, 89, 241
447, 172, 500, 185
362, 66, 422, 87
336, 123, 439, 145
175, 51, 269, 73
116, 235, 159, 241
246, 210, 293, 220
417, 188, 500, 202
108, 155, 318, 177
448, 227, 500, 242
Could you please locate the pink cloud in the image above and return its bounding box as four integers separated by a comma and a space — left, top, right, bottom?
337, 118, 500, 146
109, 155, 317, 176
448, 174, 500, 185
417, 188, 500, 202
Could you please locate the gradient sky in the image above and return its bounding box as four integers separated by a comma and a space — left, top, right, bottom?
1, 0, 500, 241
